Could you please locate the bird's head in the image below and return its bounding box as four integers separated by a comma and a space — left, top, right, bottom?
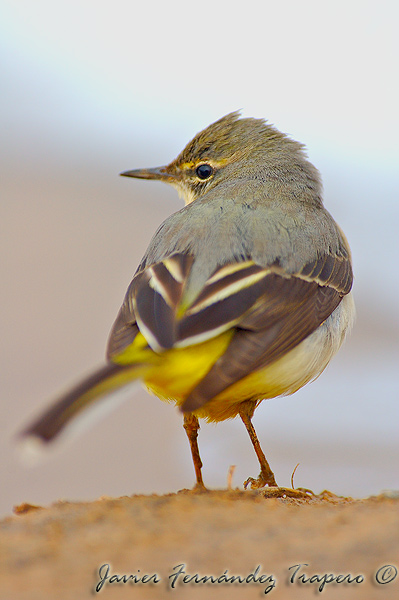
121, 112, 310, 205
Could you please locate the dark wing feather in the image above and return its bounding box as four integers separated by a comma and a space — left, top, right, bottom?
106, 304, 140, 359
107, 250, 352, 412
107, 253, 194, 357
177, 269, 275, 343
182, 277, 342, 412
299, 251, 352, 294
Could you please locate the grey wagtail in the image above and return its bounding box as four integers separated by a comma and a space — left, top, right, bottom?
21, 112, 354, 489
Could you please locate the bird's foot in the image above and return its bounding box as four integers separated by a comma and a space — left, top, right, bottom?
260, 486, 315, 499
192, 481, 208, 492
244, 468, 277, 490
178, 482, 208, 495
244, 473, 315, 499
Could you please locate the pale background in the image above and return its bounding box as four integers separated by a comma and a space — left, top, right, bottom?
1, 0, 398, 518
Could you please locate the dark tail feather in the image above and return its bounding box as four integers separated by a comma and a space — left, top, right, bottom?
20, 362, 145, 444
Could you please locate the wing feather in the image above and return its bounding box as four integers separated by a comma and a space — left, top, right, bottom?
182, 280, 342, 412
106, 250, 353, 411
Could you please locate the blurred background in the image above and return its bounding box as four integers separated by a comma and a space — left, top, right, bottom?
1, 0, 398, 517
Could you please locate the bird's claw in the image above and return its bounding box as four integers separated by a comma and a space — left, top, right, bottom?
243, 471, 277, 490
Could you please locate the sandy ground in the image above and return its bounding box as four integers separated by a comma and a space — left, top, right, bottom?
0, 488, 398, 600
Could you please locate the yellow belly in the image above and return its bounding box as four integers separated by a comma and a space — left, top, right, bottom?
113, 328, 332, 422
112, 295, 354, 423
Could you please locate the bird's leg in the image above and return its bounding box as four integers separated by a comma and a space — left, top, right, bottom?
183, 413, 206, 489
239, 402, 278, 489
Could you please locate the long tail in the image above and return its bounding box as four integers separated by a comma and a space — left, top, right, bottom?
20, 362, 147, 445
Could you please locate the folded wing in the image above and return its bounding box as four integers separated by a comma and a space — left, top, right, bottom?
107, 251, 352, 410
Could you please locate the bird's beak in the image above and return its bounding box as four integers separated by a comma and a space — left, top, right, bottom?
120, 166, 176, 181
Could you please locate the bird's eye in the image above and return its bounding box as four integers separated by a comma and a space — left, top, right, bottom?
195, 164, 213, 180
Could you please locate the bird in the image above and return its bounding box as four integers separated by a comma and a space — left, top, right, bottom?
21, 112, 354, 490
